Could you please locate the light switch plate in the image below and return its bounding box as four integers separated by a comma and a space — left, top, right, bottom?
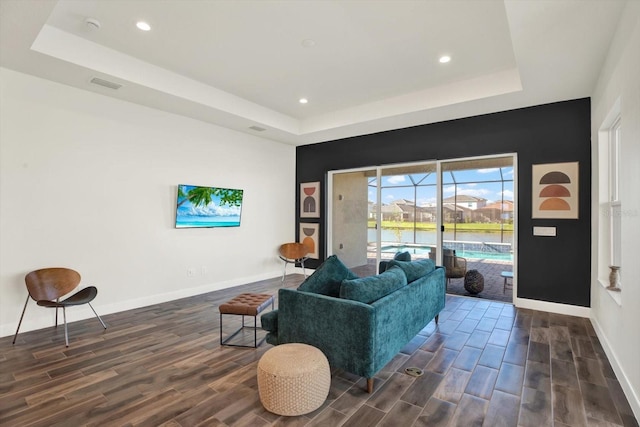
533, 226, 556, 236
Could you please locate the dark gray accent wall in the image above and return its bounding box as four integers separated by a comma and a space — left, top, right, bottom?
296, 98, 591, 307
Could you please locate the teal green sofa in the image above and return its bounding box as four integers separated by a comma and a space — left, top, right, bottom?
261, 254, 446, 393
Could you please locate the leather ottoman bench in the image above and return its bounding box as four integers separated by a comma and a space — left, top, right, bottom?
219, 293, 274, 347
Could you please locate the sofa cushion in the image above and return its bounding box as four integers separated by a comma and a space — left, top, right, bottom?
388, 258, 435, 283
378, 251, 412, 273
340, 266, 408, 304
297, 255, 358, 297
394, 251, 412, 261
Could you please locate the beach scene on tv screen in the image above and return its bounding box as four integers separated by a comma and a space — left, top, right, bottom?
176, 184, 243, 228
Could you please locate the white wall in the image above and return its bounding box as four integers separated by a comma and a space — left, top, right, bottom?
590, 1, 640, 419
0, 68, 296, 337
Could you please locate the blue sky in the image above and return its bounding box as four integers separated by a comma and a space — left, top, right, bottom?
368, 167, 514, 205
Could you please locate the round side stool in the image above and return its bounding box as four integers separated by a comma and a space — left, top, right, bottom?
257, 343, 330, 416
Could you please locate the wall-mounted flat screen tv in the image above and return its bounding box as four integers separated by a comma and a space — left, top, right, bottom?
175, 184, 244, 228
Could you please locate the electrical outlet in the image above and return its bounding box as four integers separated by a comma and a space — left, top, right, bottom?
187, 268, 196, 277
201, 266, 208, 276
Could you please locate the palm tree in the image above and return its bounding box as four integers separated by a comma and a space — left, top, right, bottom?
177, 186, 243, 208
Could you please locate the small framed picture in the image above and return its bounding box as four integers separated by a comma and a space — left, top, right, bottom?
299, 223, 319, 259
300, 181, 320, 218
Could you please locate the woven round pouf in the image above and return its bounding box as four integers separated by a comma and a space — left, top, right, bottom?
464, 269, 485, 295
257, 343, 330, 416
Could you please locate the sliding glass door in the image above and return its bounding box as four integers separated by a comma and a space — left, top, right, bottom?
440, 156, 515, 302
328, 162, 440, 277
328, 154, 516, 303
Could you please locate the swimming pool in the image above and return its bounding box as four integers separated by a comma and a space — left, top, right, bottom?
380, 244, 513, 261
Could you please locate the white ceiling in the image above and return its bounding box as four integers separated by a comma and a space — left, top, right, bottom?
0, 0, 627, 146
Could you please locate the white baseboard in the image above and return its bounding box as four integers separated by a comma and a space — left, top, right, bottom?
591, 316, 640, 421
1, 270, 281, 338
514, 297, 591, 318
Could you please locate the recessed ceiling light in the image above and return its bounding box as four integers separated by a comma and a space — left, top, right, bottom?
439, 55, 451, 63
136, 21, 151, 31
299, 98, 308, 104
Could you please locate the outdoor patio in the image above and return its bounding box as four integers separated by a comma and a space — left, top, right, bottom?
353, 256, 513, 303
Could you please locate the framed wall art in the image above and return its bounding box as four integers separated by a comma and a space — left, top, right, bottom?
300, 181, 320, 218
299, 223, 319, 259
532, 162, 579, 219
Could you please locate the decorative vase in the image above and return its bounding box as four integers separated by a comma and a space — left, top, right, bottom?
608, 266, 621, 291
464, 270, 484, 295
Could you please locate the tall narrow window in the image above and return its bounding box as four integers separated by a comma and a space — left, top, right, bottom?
609, 118, 622, 279
598, 101, 622, 295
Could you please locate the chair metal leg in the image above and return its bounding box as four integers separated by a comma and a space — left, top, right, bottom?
63, 306, 69, 347
88, 303, 107, 329
301, 259, 306, 278
12, 295, 30, 345
281, 261, 287, 282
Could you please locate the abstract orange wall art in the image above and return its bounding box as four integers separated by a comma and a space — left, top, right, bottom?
532, 162, 579, 219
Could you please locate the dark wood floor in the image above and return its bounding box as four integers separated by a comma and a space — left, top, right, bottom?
1, 274, 637, 427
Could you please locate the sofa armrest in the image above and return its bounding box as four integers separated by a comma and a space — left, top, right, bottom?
260, 309, 279, 345
277, 288, 377, 378
261, 309, 278, 332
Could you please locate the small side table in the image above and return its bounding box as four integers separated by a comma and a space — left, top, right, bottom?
501, 271, 513, 293
219, 293, 274, 348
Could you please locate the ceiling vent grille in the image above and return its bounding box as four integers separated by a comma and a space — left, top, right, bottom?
89, 77, 122, 90
248, 125, 266, 132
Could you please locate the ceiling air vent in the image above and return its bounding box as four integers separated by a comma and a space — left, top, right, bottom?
89, 77, 122, 90
248, 125, 266, 132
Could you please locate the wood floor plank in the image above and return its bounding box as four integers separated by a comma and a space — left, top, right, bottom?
377, 400, 422, 427
495, 362, 524, 396
524, 360, 551, 392
400, 371, 444, 407
552, 383, 588, 426
367, 372, 414, 412
433, 367, 472, 404
414, 397, 457, 427
580, 381, 623, 425
340, 404, 385, 427
483, 389, 521, 426
478, 344, 505, 369
464, 365, 499, 400
518, 386, 552, 427
453, 346, 482, 371
425, 347, 459, 374
448, 393, 489, 426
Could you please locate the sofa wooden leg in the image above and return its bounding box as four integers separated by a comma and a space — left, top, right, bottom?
435, 314, 439, 324
366, 378, 374, 393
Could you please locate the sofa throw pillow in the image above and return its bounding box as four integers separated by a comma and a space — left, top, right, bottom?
340, 266, 407, 304
378, 250, 412, 273
297, 255, 358, 297
394, 251, 412, 261
388, 258, 435, 283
